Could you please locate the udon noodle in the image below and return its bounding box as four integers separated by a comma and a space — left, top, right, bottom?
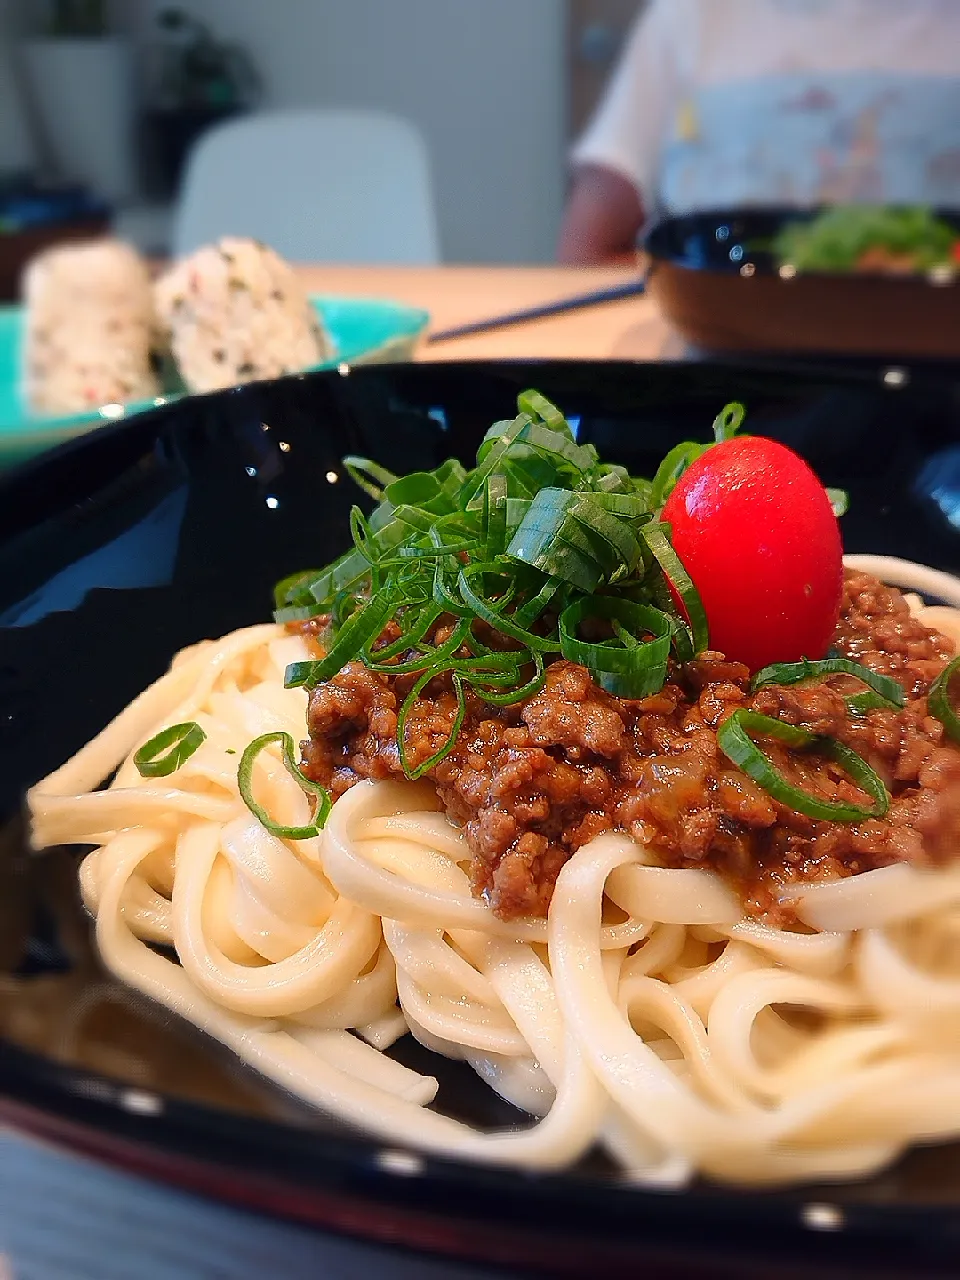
27, 556, 960, 1186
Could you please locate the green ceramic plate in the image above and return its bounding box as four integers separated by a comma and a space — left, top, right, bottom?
0, 294, 430, 468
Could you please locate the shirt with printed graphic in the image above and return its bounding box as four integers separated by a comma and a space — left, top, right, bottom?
572, 0, 960, 220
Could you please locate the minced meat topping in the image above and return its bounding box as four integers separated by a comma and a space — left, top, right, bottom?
299, 571, 960, 923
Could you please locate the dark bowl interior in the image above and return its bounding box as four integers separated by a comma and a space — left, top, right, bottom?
645, 207, 960, 360
2, 359, 960, 1278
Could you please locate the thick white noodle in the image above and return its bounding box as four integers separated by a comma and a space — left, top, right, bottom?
25, 557, 960, 1185
843, 555, 960, 609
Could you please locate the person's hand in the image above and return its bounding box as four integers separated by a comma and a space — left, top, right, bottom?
557, 164, 644, 265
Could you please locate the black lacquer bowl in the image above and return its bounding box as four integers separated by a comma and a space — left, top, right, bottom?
2, 360, 960, 1279
645, 208, 960, 359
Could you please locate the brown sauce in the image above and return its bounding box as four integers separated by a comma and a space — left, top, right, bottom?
299, 572, 960, 924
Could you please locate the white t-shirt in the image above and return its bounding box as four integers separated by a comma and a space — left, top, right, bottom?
572, 0, 960, 218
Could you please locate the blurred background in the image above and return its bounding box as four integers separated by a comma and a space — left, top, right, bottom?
0, 0, 642, 293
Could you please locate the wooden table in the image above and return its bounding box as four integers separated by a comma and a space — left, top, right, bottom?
296, 263, 682, 362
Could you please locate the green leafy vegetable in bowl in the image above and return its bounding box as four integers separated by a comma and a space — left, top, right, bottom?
775, 205, 960, 276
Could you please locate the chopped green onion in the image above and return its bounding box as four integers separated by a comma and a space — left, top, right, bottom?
465, 416, 531, 504
484, 473, 509, 557
846, 690, 894, 715
826, 488, 849, 518
274, 568, 323, 611
712, 401, 745, 442
342, 456, 399, 501
505, 488, 646, 592
513, 575, 564, 628
312, 551, 371, 607
273, 602, 328, 625
751, 657, 905, 708
518, 422, 598, 475
450, 649, 530, 677
559, 597, 673, 697
468, 651, 546, 706
279, 548, 368, 614
285, 592, 395, 688
364, 616, 471, 676
134, 722, 207, 778
332, 589, 364, 629
517, 389, 570, 431
664, 611, 695, 664
457, 563, 558, 652
433, 558, 470, 616
929, 653, 960, 743
398, 671, 467, 779
642, 523, 710, 655
349, 505, 377, 564
385, 464, 465, 512
363, 603, 441, 662
650, 442, 705, 509
238, 731, 331, 839
717, 709, 890, 821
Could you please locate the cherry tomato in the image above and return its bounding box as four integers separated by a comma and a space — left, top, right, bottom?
660, 436, 843, 672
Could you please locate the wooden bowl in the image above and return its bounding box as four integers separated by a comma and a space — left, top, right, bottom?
645, 208, 960, 359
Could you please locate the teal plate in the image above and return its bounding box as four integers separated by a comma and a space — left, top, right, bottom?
0, 294, 430, 467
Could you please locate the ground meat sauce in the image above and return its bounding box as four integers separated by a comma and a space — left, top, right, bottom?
298, 571, 960, 923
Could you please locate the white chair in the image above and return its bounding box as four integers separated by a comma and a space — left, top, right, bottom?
172, 108, 441, 263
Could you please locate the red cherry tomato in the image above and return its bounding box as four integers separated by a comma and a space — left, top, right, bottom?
660, 436, 843, 672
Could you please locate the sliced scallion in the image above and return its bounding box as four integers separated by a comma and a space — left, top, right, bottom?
717, 709, 890, 822
751, 657, 905, 708
342, 456, 399, 501
713, 401, 745, 442
285, 592, 396, 688
846, 689, 894, 715
484, 473, 509, 557
559, 597, 673, 697
469, 651, 546, 706
363, 602, 442, 663
134, 722, 207, 778
273, 602, 328, 625
826, 488, 849, 518
273, 568, 322, 611
929, 653, 960, 743
398, 671, 467, 779
457, 563, 558, 652
650, 442, 705, 509
238, 731, 331, 839
364, 615, 471, 676
642, 522, 710, 655
518, 388, 569, 431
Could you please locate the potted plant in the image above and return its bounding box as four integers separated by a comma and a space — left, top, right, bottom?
141, 8, 260, 200
19, 0, 136, 202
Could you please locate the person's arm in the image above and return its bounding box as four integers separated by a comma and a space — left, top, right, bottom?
558, 0, 678, 265
556, 164, 644, 265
